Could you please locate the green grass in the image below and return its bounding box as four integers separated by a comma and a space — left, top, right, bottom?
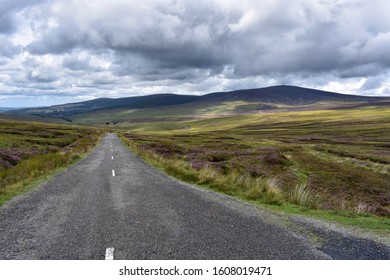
288, 183, 320, 209
0, 118, 103, 203
255, 201, 390, 235
119, 105, 390, 233
0, 156, 85, 207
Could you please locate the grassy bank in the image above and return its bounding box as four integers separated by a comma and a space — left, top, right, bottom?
119, 106, 390, 233
0, 119, 103, 205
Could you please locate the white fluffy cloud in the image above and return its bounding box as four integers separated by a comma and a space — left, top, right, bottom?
0, 0, 390, 106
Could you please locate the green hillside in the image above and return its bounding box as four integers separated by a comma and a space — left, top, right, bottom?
120, 105, 390, 230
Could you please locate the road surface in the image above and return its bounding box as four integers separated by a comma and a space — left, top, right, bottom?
0, 133, 388, 259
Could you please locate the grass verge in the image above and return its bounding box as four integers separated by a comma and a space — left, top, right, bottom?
0, 119, 103, 205
120, 134, 390, 235
0, 140, 100, 207
121, 135, 284, 204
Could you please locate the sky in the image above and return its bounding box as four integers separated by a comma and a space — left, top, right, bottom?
1, 0, 390, 107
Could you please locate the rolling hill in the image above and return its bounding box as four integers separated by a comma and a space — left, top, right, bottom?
201, 85, 382, 104
8, 85, 390, 124
0, 107, 23, 112
11, 94, 200, 118
0, 112, 69, 123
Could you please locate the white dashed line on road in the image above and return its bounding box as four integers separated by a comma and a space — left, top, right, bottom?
112, 170, 115, 177
105, 248, 114, 260
111, 156, 114, 160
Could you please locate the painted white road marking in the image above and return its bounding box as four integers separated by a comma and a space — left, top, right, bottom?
105, 248, 114, 260
112, 170, 115, 177
111, 156, 114, 160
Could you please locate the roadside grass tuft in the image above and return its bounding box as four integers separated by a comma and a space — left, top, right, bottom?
288, 183, 320, 209
245, 177, 283, 205
198, 167, 217, 184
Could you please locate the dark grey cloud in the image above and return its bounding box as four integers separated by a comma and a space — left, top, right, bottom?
0, 0, 47, 33
27, 70, 57, 83
61, 52, 104, 72
23, 0, 390, 77
1, 0, 390, 106
0, 0, 25, 33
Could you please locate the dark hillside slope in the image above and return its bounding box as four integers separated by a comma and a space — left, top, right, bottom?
0, 113, 68, 123
201, 85, 386, 105
12, 94, 201, 117
9, 85, 389, 118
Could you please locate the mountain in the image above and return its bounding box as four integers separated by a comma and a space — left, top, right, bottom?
201, 85, 383, 104
10, 94, 200, 118
9, 85, 389, 119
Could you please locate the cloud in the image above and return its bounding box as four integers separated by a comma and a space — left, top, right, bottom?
0, 0, 47, 34
61, 52, 106, 72
1, 0, 390, 106
0, 35, 20, 57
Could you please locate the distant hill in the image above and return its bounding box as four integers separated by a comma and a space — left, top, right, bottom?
0, 112, 68, 123
11, 94, 200, 118
202, 85, 383, 104
9, 85, 389, 119
0, 107, 24, 112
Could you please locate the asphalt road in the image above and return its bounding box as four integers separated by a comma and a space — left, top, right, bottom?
0, 133, 388, 259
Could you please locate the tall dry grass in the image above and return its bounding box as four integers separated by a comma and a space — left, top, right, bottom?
288, 183, 320, 209
121, 136, 284, 206
0, 133, 101, 196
